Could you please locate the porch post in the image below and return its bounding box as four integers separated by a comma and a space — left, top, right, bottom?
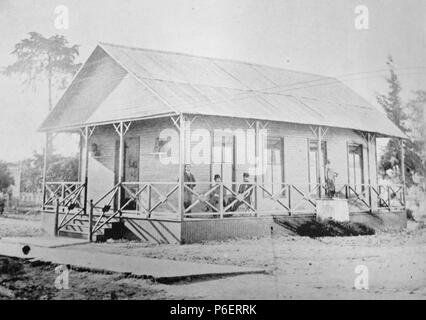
83, 126, 90, 215
400, 139, 406, 209
178, 113, 185, 221
54, 199, 59, 236
41, 133, 49, 211
317, 126, 323, 198
118, 122, 124, 215
77, 134, 82, 184
88, 199, 93, 242
113, 121, 130, 216
254, 121, 260, 217
366, 133, 372, 212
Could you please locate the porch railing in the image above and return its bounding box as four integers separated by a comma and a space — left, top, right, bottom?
87, 181, 180, 240
182, 182, 324, 218
333, 183, 406, 212
43, 181, 86, 211
47, 180, 406, 240
120, 181, 180, 217
90, 182, 121, 236
86, 181, 406, 223
43, 181, 87, 234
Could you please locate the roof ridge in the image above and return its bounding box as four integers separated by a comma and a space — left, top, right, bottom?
98, 42, 333, 80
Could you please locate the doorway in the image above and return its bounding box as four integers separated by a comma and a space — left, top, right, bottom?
347, 143, 364, 193
211, 133, 236, 190
114, 136, 140, 209
308, 139, 327, 195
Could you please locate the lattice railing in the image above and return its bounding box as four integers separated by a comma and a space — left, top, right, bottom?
182, 182, 326, 218
44, 181, 87, 233
87, 181, 180, 239
81, 181, 406, 230
43, 181, 85, 211
334, 183, 405, 212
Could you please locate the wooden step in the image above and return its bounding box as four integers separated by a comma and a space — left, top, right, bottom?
65, 215, 119, 221
62, 224, 89, 232
71, 218, 118, 225
58, 230, 89, 240
57, 216, 124, 242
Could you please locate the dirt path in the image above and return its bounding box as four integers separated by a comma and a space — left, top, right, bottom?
0, 215, 43, 238
72, 224, 426, 299
1, 214, 425, 299
0, 256, 176, 300
155, 236, 426, 299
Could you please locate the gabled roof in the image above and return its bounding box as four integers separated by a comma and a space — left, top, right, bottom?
39, 42, 406, 138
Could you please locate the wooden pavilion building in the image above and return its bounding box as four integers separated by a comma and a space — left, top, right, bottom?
39, 43, 407, 243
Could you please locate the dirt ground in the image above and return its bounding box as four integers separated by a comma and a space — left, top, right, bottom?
73, 224, 426, 299
0, 211, 425, 299
0, 212, 44, 238
0, 256, 177, 300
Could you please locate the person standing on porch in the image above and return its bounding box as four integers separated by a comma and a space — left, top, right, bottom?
325, 160, 338, 198
183, 164, 196, 212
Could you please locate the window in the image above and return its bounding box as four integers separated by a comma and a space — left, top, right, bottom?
211, 133, 235, 187
308, 140, 327, 192
114, 137, 140, 210
124, 137, 140, 182
263, 137, 285, 196
348, 143, 364, 191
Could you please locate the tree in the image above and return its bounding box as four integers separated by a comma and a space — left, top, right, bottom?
406, 91, 426, 184
407, 91, 426, 152
47, 153, 79, 182
2, 32, 81, 111
377, 55, 407, 132
20, 152, 79, 193
377, 56, 424, 186
0, 162, 14, 191
20, 154, 43, 193
2, 32, 82, 184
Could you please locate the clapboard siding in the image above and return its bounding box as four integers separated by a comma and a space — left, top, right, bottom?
85, 115, 378, 210
86, 125, 117, 204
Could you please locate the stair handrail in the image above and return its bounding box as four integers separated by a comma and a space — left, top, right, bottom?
56, 181, 87, 231
92, 183, 122, 234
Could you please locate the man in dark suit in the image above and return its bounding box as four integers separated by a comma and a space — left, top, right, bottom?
208, 174, 227, 213
183, 164, 196, 212
231, 172, 253, 211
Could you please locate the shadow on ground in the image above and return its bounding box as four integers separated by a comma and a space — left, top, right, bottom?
273, 217, 375, 238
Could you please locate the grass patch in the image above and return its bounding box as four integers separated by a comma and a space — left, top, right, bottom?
0, 256, 170, 300
296, 220, 375, 238
0, 257, 24, 276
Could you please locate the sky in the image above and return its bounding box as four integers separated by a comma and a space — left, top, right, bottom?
0, 0, 425, 162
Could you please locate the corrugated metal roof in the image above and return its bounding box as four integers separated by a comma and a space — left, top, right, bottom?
39, 42, 406, 138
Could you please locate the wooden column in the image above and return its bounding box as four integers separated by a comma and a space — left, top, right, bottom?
317, 126, 323, 198
54, 199, 59, 236
254, 121, 260, 217
118, 122, 124, 214
112, 121, 130, 214
178, 114, 185, 221
366, 133, 372, 212
400, 139, 406, 208
83, 127, 90, 215
77, 134, 82, 184
41, 133, 49, 211
88, 200, 93, 242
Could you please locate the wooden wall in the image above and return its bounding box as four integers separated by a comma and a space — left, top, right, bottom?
84, 115, 378, 212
